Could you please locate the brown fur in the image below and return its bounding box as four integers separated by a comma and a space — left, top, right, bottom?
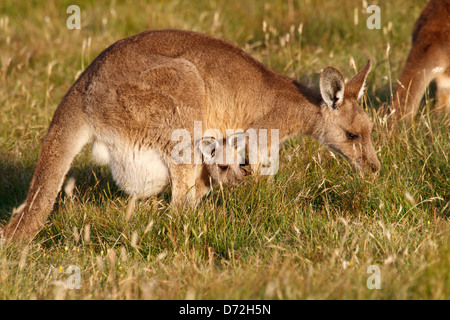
1, 30, 379, 241
392, 0, 450, 123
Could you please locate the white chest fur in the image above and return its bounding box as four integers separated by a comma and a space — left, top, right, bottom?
91, 140, 170, 198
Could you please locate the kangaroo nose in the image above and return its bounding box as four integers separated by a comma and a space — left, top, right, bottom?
370, 159, 381, 173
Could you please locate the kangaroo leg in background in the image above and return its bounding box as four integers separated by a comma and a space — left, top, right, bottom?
435, 71, 450, 115
392, 45, 447, 123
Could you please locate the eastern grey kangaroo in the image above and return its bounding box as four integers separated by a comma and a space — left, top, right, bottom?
1, 30, 380, 241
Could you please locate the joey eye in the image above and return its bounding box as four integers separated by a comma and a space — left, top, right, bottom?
239, 158, 249, 166
345, 131, 358, 140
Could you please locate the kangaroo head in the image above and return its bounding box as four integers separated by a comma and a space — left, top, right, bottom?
198, 133, 248, 186
318, 60, 380, 173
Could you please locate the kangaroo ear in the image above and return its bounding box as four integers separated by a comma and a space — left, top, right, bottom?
320, 67, 345, 110
198, 137, 220, 163
346, 59, 372, 100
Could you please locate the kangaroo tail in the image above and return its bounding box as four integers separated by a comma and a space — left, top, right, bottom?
1, 91, 91, 241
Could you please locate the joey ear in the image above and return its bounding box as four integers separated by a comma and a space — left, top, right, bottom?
227, 132, 247, 150
320, 67, 345, 110
346, 59, 372, 100
198, 137, 220, 163
227, 132, 248, 163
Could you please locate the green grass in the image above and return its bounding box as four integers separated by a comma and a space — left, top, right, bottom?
0, 0, 449, 299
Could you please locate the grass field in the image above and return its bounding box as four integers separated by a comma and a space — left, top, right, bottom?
0, 0, 448, 300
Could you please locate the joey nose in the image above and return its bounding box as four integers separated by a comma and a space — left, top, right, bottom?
240, 164, 251, 177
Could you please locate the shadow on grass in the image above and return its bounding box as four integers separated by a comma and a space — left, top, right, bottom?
0, 155, 32, 223
0, 154, 131, 226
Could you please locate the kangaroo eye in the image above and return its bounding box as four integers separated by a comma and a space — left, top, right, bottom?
345, 131, 358, 140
